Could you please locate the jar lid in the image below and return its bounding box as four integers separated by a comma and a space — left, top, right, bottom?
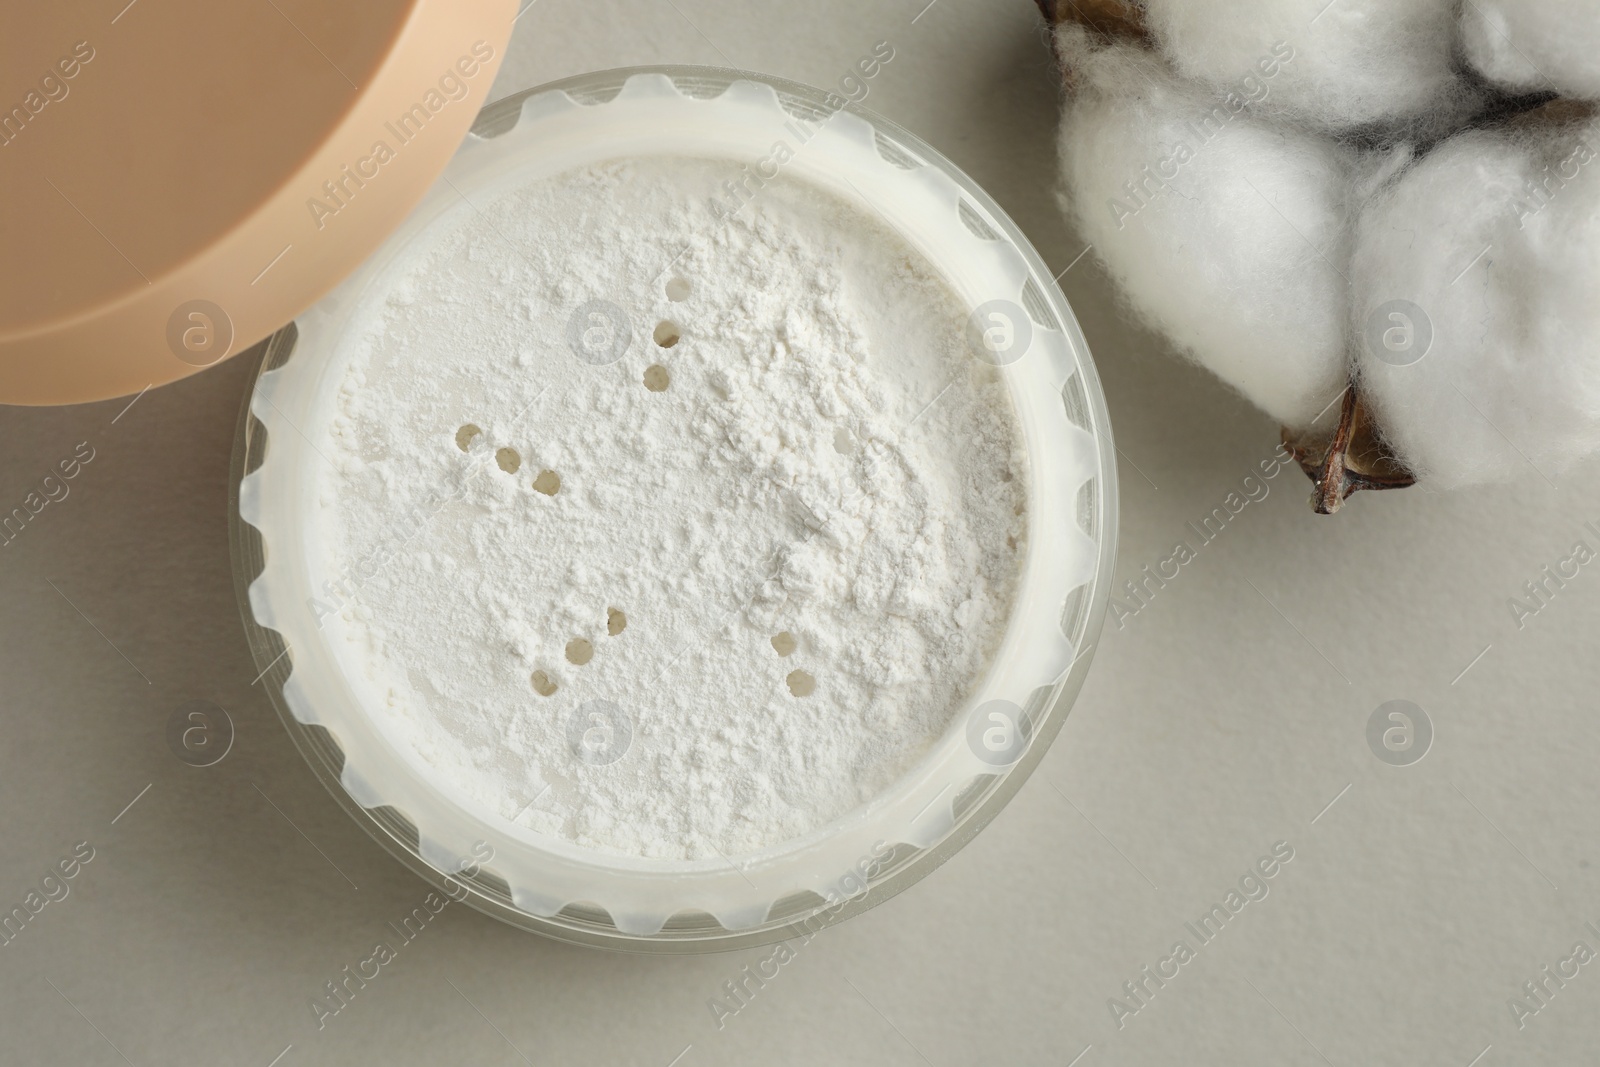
1, 0, 516, 404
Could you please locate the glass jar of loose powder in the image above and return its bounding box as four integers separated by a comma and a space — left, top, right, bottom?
234, 66, 1115, 950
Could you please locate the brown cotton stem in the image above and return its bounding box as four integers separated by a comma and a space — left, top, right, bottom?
1282, 381, 1415, 515
1034, 0, 1148, 40
1035, 0, 1150, 72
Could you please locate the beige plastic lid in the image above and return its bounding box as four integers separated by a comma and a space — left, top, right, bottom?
2, 0, 517, 405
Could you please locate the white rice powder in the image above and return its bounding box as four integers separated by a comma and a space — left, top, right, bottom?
317, 155, 1026, 860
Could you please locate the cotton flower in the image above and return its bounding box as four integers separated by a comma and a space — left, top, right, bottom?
1142, 0, 1478, 136
1042, 0, 1600, 502
1055, 26, 1354, 428
1353, 115, 1600, 486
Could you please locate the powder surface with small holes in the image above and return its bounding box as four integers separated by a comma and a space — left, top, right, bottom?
320, 155, 1026, 860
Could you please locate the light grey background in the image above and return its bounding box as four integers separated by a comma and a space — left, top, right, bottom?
5, 2, 1598, 1064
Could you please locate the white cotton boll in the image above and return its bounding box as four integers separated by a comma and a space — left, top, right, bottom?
1352, 117, 1600, 487
1462, 0, 1600, 99
1142, 0, 1474, 135
1055, 27, 1356, 428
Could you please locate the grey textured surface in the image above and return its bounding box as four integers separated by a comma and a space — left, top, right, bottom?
4, 2, 1598, 1064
